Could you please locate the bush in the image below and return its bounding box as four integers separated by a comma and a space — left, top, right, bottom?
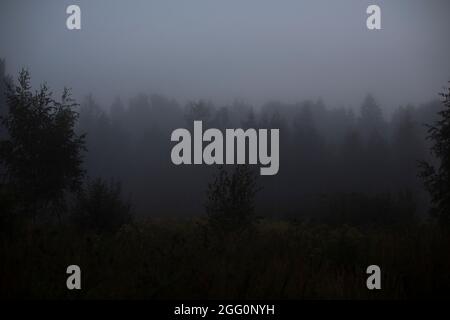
311, 191, 416, 226
205, 165, 260, 236
71, 178, 132, 233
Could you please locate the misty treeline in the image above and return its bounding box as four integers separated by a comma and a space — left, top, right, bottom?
74, 80, 442, 225
0, 60, 448, 229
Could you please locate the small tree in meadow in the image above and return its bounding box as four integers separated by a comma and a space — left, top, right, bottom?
205, 165, 260, 235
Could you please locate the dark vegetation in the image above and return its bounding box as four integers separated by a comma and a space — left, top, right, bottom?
2, 220, 450, 299
205, 165, 260, 237
0, 70, 85, 222
1, 60, 450, 299
420, 84, 450, 226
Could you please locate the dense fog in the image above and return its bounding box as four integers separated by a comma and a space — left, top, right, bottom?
1, 0, 449, 108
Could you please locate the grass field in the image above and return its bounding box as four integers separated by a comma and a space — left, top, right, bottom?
2, 218, 450, 300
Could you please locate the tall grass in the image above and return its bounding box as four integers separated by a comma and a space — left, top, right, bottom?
1, 218, 449, 299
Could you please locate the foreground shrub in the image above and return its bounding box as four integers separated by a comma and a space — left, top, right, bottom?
71, 178, 132, 233
205, 165, 260, 236
311, 191, 416, 226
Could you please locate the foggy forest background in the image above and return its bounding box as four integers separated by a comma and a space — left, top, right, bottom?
1, 58, 440, 222
1, 0, 450, 299
1, 59, 450, 299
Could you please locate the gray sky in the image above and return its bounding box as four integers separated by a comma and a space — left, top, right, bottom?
1, 0, 449, 111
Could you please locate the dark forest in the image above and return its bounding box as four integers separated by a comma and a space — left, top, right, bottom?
1, 58, 450, 298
